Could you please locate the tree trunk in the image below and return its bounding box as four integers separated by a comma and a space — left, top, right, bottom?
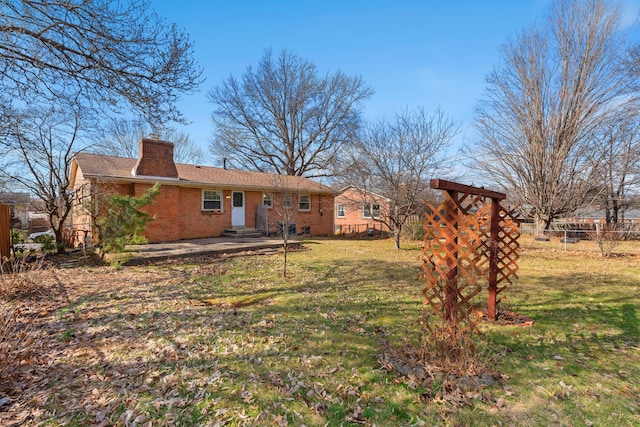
611, 197, 620, 225
393, 227, 402, 250
54, 228, 65, 254
282, 234, 288, 278
604, 195, 614, 225
534, 214, 553, 238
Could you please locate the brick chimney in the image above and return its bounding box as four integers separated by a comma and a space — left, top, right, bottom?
131, 135, 179, 179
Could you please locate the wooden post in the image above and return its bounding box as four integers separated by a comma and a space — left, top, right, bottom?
0, 204, 10, 260
488, 198, 500, 321
443, 191, 459, 327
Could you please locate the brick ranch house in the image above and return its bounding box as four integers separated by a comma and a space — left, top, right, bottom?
69, 136, 337, 246
334, 185, 391, 236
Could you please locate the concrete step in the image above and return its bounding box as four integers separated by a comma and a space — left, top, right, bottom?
221, 228, 263, 238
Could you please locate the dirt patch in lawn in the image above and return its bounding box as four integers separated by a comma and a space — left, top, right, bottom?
477, 309, 535, 327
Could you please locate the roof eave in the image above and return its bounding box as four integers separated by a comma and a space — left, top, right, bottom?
83, 175, 337, 195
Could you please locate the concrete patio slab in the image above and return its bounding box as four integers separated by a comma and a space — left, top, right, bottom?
123, 237, 284, 265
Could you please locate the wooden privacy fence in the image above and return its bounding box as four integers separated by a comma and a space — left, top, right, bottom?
0, 203, 10, 260
422, 179, 520, 335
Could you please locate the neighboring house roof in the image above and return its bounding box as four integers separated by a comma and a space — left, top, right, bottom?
70, 152, 337, 195
0, 192, 30, 205
337, 185, 391, 203
572, 207, 640, 220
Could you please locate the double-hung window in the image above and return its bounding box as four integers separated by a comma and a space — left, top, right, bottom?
336, 203, 345, 218
262, 193, 273, 208
298, 194, 311, 211
202, 190, 222, 211
363, 203, 380, 218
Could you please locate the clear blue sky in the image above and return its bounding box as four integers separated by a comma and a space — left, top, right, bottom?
152, 0, 640, 160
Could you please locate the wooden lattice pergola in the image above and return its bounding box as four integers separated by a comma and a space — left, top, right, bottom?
422, 179, 520, 333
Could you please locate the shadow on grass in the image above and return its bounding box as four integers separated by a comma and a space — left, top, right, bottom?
485, 268, 639, 407
8, 255, 429, 424
15, 244, 638, 425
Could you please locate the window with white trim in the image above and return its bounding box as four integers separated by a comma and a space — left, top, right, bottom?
298, 194, 311, 211
336, 203, 345, 218
202, 190, 222, 211
262, 193, 272, 208
363, 203, 380, 218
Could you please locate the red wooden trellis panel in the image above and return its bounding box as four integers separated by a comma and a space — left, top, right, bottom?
422, 180, 520, 335
0, 204, 10, 261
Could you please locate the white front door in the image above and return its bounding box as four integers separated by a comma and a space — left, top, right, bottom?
231, 191, 245, 227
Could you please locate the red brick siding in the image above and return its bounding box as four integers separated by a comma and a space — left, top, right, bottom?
334, 188, 390, 234
149, 189, 333, 241
179, 188, 229, 239
244, 191, 261, 229
71, 177, 335, 243
263, 193, 334, 236
71, 179, 137, 247
136, 183, 181, 242
70, 168, 92, 246
132, 139, 178, 178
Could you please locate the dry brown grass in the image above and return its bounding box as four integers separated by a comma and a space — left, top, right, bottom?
0, 303, 35, 387
0, 256, 52, 396
0, 256, 51, 300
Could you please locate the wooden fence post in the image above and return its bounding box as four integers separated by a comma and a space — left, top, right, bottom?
0, 204, 10, 260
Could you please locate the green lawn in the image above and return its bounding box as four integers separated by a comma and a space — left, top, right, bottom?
3, 236, 639, 426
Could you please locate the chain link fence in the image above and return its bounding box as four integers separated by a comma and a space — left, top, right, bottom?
520, 222, 640, 255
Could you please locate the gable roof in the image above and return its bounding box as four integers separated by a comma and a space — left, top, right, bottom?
338, 185, 391, 203
70, 152, 337, 195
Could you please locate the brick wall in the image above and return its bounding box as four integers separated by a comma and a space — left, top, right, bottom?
140, 186, 334, 242
178, 188, 230, 239
137, 183, 182, 242
73, 178, 335, 244
264, 192, 334, 236
132, 138, 178, 178
70, 175, 138, 247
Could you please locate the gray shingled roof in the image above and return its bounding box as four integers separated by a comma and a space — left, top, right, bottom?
73, 153, 337, 195
0, 192, 30, 204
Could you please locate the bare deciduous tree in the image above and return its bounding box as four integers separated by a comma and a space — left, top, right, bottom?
0, 0, 202, 126
268, 181, 298, 279
473, 0, 634, 233
1, 101, 85, 253
94, 117, 205, 165
0, 0, 201, 249
347, 108, 458, 249
590, 112, 640, 224
170, 132, 206, 166
208, 49, 373, 177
